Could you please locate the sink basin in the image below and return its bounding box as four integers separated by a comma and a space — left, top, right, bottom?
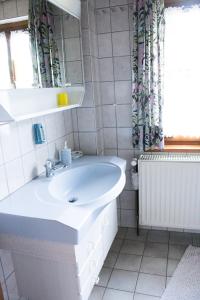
0, 156, 126, 244
36, 162, 123, 207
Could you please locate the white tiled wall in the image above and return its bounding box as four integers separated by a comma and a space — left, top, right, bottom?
0, 109, 74, 299
0, 110, 74, 199
73, 0, 104, 155
95, 0, 139, 228
0, 0, 28, 20
53, 5, 84, 86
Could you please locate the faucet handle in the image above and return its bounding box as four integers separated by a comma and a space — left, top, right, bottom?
44, 159, 55, 177
45, 158, 55, 168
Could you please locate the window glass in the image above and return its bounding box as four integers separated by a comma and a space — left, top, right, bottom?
164, 5, 200, 138
0, 32, 11, 89
10, 30, 34, 88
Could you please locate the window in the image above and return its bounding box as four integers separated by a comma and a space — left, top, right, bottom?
164, 4, 200, 147
0, 20, 34, 89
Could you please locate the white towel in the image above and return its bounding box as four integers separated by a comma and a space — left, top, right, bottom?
161, 245, 200, 300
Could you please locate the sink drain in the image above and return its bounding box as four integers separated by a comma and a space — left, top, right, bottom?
68, 197, 78, 203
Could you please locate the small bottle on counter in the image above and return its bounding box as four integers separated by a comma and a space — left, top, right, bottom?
60, 141, 72, 166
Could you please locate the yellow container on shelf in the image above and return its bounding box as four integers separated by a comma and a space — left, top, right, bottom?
57, 92, 70, 107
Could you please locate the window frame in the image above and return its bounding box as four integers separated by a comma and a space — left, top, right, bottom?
0, 20, 28, 33
163, 0, 200, 150
165, 0, 200, 8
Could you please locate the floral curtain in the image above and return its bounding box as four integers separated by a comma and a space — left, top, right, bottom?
29, 0, 62, 88
132, 0, 165, 151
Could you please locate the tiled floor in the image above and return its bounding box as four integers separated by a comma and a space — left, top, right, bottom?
89, 227, 200, 300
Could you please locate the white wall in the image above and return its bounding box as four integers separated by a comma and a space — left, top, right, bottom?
73, 0, 104, 155
95, 0, 140, 228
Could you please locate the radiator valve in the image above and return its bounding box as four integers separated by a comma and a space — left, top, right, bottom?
131, 158, 139, 190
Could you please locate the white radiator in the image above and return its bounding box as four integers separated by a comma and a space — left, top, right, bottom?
139, 153, 200, 230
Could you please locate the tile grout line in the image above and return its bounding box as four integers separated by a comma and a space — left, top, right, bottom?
106, 227, 141, 298
165, 232, 170, 289
132, 229, 149, 298
92, 228, 196, 299
100, 228, 127, 299
0, 258, 9, 300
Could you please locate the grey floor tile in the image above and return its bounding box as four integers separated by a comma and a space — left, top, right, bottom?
134, 293, 161, 300
0, 250, 14, 279
192, 233, 200, 246
121, 240, 145, 255
168, 244, 187, 260
116, 227, 128, 239
0, 262, 4, 283
115, 253, 142, 272
144, 243, 168, 258
136, 273, 166, 297
126, 229, 148, 242
107, 269, 138, 292
169, 232, 192, 245
103, 288, 134, 300
140, 257, 167, 276
98, 268, 113, 287
1, 282, 8, 300
167, 259, 179, 276
111, 238, 123, 252
89, 286, 105, 300
148, 230, 169, 244
104, 251, 118, 268
166, 277, 171, 287
6, 271, 18, 299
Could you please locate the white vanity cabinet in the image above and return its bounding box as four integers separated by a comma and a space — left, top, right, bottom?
7, 200, 118, 300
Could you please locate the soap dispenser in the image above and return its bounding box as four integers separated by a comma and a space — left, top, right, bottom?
60, 141, 72, 166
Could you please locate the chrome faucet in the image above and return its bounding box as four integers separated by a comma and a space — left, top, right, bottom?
44, 159, 66, 178
44, 159, 55, 178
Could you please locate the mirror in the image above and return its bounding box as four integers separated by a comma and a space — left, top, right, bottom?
0, 0, 84, 89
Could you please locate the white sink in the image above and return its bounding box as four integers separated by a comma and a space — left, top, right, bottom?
0, 156, 126, 244
37, 162, 122, 207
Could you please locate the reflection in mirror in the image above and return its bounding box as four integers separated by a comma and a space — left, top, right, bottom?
29, 0, 62, 88
0, 20, 33, 89
0, 0, 83, 89
29, 0, 84, 88
46, 2, 84, 87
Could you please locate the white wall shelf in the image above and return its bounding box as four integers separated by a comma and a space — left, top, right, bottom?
0, 86, 84, 124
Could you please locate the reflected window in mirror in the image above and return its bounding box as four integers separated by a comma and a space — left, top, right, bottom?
29, 0, 63, 88
0, 20, 34, 89
0, 0, 84, 90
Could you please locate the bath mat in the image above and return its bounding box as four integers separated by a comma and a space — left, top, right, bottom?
161, 245, 200, 300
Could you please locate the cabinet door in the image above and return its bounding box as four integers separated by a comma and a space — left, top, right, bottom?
75, 216, 102, 272
79, 238, 104, 300
101, 200, 118, 260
